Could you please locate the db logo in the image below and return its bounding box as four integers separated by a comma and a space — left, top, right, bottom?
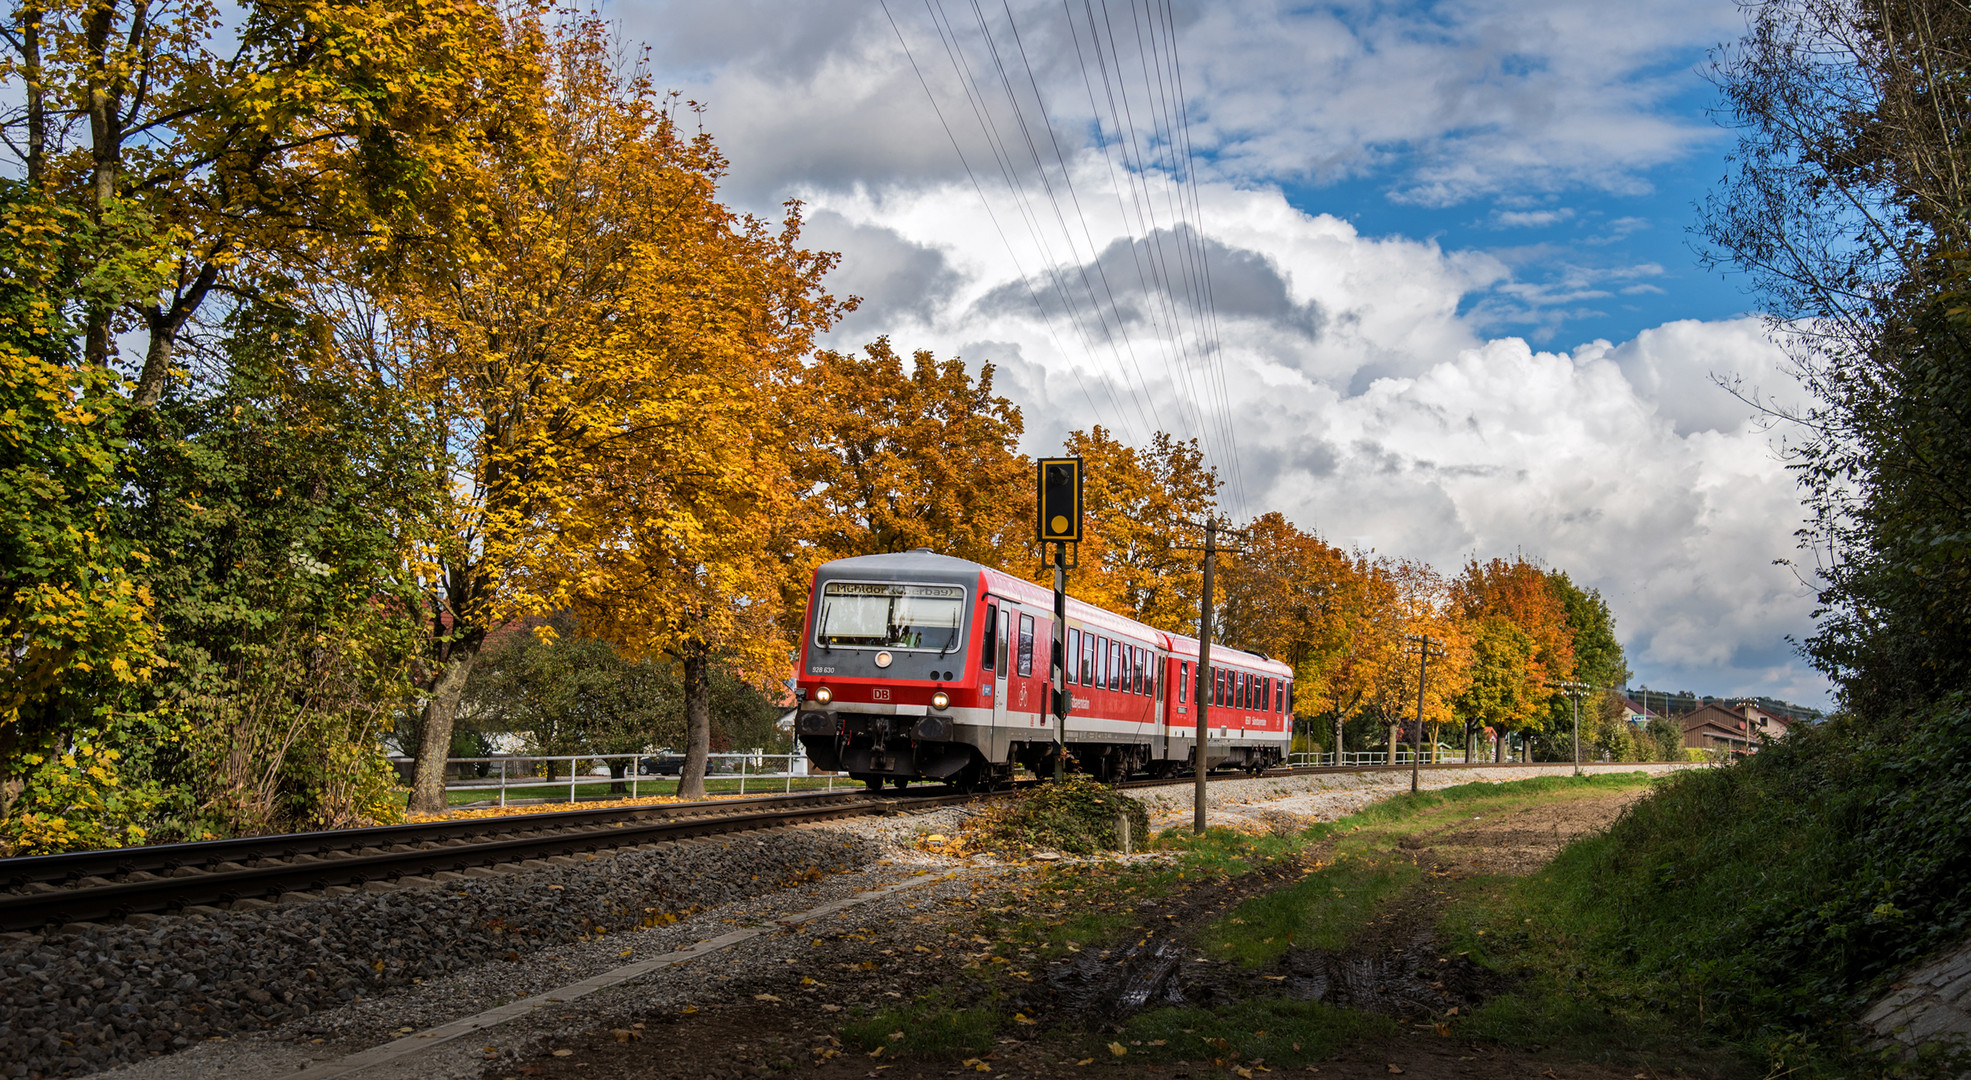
871, 688, 890, 701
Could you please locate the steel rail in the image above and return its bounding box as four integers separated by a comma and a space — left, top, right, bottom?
0, 796, 902, 931
0, 759, 1636, 932
0, 789, 868, 890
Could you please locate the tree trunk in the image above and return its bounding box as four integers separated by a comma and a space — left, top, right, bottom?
677, 643, 712, 801
1386, 722, 1397, 765
1333, 714, 1343, 765
410, 648, 478, 814
1495, 730, 1506, 763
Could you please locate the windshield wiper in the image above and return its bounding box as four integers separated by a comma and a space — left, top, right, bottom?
819, 603, 833, 652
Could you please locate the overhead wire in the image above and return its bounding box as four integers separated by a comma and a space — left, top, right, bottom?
956, 0, 1160, 438
877, 0, 1112, 428
880, 0, 1250, 513
1148, 0, 1248, 515
1098, 0, 1242, 510
994, 0, 1168, 439
922, 0, 1146, 443
1064, 0, 1218, 465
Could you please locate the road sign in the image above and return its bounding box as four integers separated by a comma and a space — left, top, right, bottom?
1037, 457, 1082, 544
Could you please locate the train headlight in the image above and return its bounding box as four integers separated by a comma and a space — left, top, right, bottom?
931, 691, 950, 710
814, 686, 833, 705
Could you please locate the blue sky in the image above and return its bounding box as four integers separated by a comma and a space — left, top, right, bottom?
619, 0, 1829, 708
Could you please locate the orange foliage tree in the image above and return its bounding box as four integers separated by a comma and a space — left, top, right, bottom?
793, 339, 1031, 574
1450, 556, 1576, 760
337, 14, 845, 809
1051, 428, 1218, 634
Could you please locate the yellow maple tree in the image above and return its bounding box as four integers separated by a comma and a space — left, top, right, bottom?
1050, 427, 1218, 634
793, 338, 1030, 571
328, 12, 846, 809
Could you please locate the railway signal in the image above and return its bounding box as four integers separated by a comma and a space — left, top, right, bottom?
1037, 458, 1082, 780
1036, 457, 1083, 544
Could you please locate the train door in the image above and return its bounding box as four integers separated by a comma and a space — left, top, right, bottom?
992, 603, 1011, 729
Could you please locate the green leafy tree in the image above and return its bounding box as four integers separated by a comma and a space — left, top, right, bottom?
113, 304, 437, 837
0, 189, 167, 853
1704, 0, 1971, 715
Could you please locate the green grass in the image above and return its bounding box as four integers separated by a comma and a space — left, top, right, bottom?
1200, 855, 1419, 963
1115, 998, 1400, 1066
838, 989, 1003, 1058
1422, 703, 1971, 1076
1188, 771, 1663, 969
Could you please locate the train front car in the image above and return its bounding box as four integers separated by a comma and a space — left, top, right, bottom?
793, 551, 990, 790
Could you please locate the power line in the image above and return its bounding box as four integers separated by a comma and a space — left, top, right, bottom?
954, 0, 1159, 438
1065, 0, 1218, 465
1156, 0, 1248, 516
878, 0, 1112, 428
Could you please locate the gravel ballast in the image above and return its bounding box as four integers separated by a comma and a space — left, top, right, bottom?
3, 763, 1692, 1079
0, 822, 890, 1079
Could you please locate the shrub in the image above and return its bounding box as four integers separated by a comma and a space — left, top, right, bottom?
966, 776, 1151, 855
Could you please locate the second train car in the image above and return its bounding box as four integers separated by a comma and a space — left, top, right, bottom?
792, 549, 1292, 790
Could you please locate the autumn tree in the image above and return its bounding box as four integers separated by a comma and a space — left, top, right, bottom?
1054, 427, 1218, 633
1450, 556, 1575, 760
1368, 560, 1473, 760
0, 0, 500, 404
794, 338, 1029, 571
1216, 512, 1354, 678
1, 0, 497, 847
341, 15, 846, 809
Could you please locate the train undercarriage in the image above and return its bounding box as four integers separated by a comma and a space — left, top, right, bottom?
797, 709, 1284, 790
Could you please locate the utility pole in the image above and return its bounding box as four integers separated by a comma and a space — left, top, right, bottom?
1193, 518, 1216, 834
1172, 516, 1247, 834
1404, 634, 1444, 794
1552, 680, 1592, 777
1053, 541, 1068, 782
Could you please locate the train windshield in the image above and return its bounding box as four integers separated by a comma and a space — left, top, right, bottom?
816, 581, 966, 652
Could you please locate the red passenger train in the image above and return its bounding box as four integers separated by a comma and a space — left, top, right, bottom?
793, 550, 1292, 790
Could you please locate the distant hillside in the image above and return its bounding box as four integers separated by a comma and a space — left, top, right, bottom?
1622, 688, 1824, 724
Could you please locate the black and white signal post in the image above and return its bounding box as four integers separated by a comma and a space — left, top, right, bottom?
1037, 458, 1082, 782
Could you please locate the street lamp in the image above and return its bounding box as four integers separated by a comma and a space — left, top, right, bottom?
1550, 680, 1593, 777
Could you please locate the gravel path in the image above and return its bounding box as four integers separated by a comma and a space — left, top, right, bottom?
12, 763, 1690, 1080
1130, 761, 1698, 833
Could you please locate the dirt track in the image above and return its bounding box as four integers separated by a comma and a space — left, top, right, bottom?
483, 784, 1716, 1080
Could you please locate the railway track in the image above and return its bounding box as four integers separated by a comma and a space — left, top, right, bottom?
0, 759, 1601, 933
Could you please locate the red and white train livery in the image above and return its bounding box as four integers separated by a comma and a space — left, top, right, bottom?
793, 550, 1293, 789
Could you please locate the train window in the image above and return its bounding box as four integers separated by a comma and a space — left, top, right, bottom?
1136, 647, 1147, 696
1066, 629, 1080, 685
982, 603, 997, 671
1081, 633, 1094, 686
1017, 614, 1035, 677
1240, 672, 1250, 710
997, 608, 1010, 673
1179, 662, 1189, 703
1262, 677, 1271, 712
1108, 640, 1120, 691
1212, 667, 1222, 706
1126, 646, 1138, 695
1283, 681, 1291, 714
1094, 637, 1106, 690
